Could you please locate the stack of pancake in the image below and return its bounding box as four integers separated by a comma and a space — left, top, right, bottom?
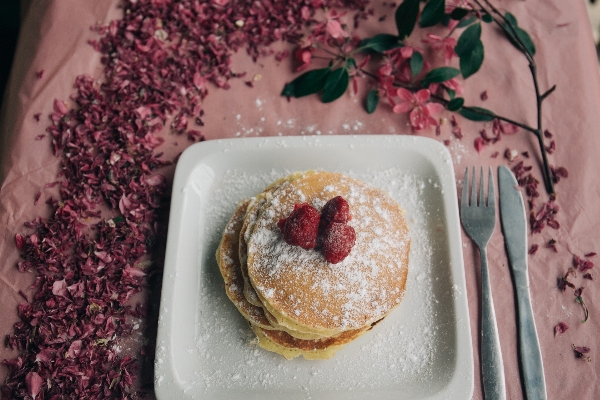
216, 171, 410, 360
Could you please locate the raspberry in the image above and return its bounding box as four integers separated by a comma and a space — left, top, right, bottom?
320, 196, 352, 227
321, 222, 356, 264
278, 203, 320, 249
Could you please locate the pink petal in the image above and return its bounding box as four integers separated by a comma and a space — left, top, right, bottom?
326, 19, 347, 39
396, 88, 415, 102
474, 137, 486, 153
554, 322, 569, 337
135, 106, 151, 119
428, 83, 440, 94
415, 89, 431, 104
144, 175, 166, 186
26, 372, 43, 399
15, 234, 24, 251
53, 99, 68, 115
426, 33, 442, 41
425, 102, 444, 115
52, 279, 68, 297
193, 72, 206, 89
124, 265, 146, 278
68, 340, 82, 358
400, 46, 414, 59
410, 107, 429, 131
427, 115, 439, 127
393, 102, 412, 114
378, 63, 392, 76
444, 37, 457, 47
503, 122, 520, 135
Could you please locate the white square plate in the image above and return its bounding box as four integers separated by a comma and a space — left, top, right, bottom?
155, 135, 473, 400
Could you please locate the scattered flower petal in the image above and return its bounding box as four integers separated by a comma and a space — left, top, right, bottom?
554, 322, 568, 337
25, 372, 43, 399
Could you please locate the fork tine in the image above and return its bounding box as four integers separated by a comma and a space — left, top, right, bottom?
470, 167, 477, 207
462, 167, 469, 207
479, 167, 485, 207
487, 166, 495, 208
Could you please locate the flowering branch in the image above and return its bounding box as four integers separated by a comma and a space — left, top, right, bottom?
282, 0, 557, 195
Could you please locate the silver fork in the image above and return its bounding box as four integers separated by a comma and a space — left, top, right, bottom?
460, 167, 506, 400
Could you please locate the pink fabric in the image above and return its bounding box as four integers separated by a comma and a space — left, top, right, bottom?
1, 0, 600, 398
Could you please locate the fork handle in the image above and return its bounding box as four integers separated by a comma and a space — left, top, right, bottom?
480, 246, 507, 400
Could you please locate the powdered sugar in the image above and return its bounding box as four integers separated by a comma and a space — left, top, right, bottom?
246, 172, 409, 330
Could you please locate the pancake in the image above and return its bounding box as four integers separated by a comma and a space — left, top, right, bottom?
246, 171, 410, 337
216, 199, 272, 329
217, 170, 410, 359
216, 195, 377, 353
250, 323, 373, 360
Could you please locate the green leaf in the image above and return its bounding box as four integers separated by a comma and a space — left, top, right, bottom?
361, 34, 403, 53
410, 52, 424, 77
503, 12, 536, 56
446, 88, 456, 100
459, 106, 495, 121
447, 97, 464, 111
482, 13, 493, 23
421, 67, 461, 86
504, 12, 518, 27
450, 8, 469, 20
281, 68, 330, 98
459, 40, 484, 79
395, 0, 421, 39
322, 68, 349, 103
441, 13, 451, 27
366, 89, 380, 114
457, 15, 477, 28
419, 0, 445, 28
455, 23, 481, 57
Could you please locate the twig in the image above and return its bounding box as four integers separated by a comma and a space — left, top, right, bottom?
474, 0, 556, 195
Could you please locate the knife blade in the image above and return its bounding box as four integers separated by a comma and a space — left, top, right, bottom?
498, 165, 547, 400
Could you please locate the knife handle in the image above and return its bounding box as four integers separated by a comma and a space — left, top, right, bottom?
513, 269, 547, 400
480, 247, 507, 400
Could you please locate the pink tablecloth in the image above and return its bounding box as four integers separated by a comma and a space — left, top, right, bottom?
1, 0, 600, 398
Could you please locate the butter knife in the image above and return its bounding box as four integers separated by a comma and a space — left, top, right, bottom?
498, 166, 547, 400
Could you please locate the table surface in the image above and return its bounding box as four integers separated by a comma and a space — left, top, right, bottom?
1, 0, 600, 398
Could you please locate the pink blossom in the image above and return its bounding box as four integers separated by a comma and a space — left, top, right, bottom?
429, 77, 464, 96
294, 46, 314, 71
423, 34, 457, 64
442, 78, 464, 94
388, 44, 417, 64
378, 62, 393, 77
393, 88, 443, 131
400, 46, 414, 59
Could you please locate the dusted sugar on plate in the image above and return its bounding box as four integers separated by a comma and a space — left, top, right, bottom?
216, 171, 411, 359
